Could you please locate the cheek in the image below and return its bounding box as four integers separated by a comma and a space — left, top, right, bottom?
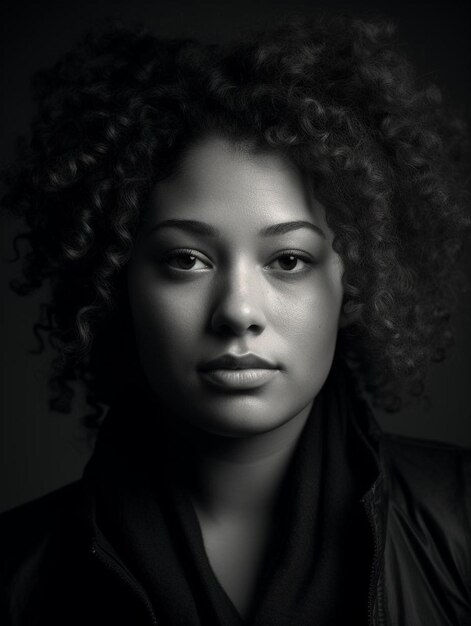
285, 273, 343, 367
128, 279, 204, 360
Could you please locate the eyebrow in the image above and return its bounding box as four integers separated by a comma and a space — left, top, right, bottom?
148, 219, 326, 239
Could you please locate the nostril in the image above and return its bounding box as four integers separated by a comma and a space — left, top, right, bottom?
212, 318, 264, 338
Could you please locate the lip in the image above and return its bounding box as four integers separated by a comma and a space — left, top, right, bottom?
198, 353, 279, 391
199, 353, 278, 371
199, 368, 279, 390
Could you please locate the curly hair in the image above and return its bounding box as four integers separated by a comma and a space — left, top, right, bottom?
2, 14, 470, 429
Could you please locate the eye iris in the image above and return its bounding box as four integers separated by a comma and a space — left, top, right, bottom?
279, 254, 298, 270
176, 254, 197, 269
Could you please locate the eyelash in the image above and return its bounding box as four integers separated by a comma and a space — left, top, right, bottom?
267, 250, 314, 273
162, 248, 315, 274
163, 248, 210, 271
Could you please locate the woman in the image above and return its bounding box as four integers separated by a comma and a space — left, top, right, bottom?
1, 14, 470, 626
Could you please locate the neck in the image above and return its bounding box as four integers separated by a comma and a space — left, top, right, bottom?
166, 401, 314, 521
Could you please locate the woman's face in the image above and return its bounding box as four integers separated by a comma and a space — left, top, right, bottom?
127, 136, 344, 437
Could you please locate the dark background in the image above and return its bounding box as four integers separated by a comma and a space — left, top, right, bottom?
1, 0, 470, 514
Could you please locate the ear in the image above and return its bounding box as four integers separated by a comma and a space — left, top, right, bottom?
338, 299, 362, 329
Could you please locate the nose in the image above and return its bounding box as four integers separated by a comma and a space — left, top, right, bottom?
210, 263, 267, 337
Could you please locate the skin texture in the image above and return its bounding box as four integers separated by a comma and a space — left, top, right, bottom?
126, 135, 345, 617
127, 135, 345, 439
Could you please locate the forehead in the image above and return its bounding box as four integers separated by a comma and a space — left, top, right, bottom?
146, 136, 329, 233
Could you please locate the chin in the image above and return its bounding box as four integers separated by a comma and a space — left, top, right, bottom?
177, 393, 307, 438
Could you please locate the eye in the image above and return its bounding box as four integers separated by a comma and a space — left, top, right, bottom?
163, 249, 211, 271
266, 251, 314, 273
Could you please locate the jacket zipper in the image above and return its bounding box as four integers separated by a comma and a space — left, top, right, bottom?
91, 542, 158, 625
362, 487, 387, 626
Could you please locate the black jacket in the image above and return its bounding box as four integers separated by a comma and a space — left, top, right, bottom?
1, 401, 470, 626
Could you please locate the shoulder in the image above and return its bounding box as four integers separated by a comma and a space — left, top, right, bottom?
379, 432, 471, 588
0, 481, 84, 537
374, 433, 471, 622
379, 431, 471, 503
0, 482, 101, 624
0, 481, 86, 585
379, 432, 471, 519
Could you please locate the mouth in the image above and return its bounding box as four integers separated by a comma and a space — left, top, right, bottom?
199, 368, 279, 390
198, 353, 279, 390
199, 352, 278, 371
